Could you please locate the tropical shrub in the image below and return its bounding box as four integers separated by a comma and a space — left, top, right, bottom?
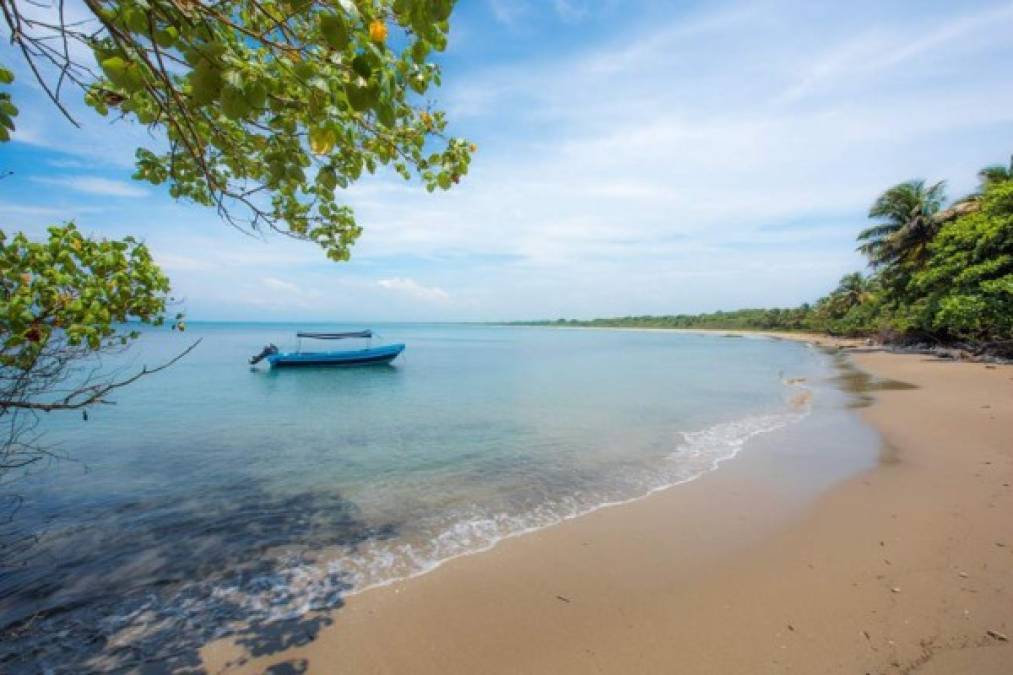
910, 179, 1013, 341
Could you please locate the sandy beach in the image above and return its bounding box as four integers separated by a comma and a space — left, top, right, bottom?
202, 345, 1012, 674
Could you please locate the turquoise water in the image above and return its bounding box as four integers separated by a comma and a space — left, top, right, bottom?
2, 324, 846, 671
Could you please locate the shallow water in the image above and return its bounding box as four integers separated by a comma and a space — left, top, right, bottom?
1, 324, 867, 672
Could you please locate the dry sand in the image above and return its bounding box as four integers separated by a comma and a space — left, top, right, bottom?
203, 347, 1012, 674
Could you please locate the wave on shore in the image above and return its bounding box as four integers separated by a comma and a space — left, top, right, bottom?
2, 393, 810, 673
335, 406, 808, 596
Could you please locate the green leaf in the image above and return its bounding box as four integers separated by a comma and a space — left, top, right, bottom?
246, 82, 267, 111
102, 56, 145, 93
345, 84, 372, 111
154, 27, 179, 48
411, 40, 429, 64
319, 13, 350, 50
293, 61, 316, 81
190, 61, 223, 106
431, 0, 453, 22
317, 166, 337, 191
352, 54, 372, 79
377, 101, 395, 127
309, 127, 337, 155
100, 56, 129, 86
124, 8, 148, 34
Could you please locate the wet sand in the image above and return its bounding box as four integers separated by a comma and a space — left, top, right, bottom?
203, 348, 1012, 674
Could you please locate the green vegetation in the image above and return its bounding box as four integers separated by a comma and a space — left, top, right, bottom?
1, 224, 172, 365
3, 0, 471, 260
0, 224, 193, 474
0, 1, 467, 470
521, 308, 815, 332
519, 158, 1013, 349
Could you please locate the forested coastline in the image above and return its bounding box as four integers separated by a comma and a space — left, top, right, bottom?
514, 159, 1013, 355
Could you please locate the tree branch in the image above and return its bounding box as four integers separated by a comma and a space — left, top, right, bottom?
0, 338, 201, 412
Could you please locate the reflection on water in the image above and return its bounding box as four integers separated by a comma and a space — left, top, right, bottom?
257, 362, 402, 379
827, 350, 917, 409
824, 350, 914, 465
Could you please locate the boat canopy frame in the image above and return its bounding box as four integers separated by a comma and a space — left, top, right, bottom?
296, 330, 373, 339
295, 330, 373, 353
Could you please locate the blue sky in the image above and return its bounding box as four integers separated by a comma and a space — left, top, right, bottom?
2, 0, 1013, 321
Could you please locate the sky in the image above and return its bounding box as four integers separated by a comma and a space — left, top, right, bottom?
2, 0, 1013, 321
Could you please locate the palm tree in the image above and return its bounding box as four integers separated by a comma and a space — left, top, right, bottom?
976, 155, 1013, 187
837, 272, 870, 303
857, 179, 946, 268
935, 157, 1011, 225
830, 272, 871, 315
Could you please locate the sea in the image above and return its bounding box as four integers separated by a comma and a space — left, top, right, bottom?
0, 323, 881, 672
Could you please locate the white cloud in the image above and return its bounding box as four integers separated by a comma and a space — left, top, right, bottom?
377, 277, 450, 302
485, 0, 610, 27
47, 158, 94, 170
487, 0, 528, 26
261, 277, 302, 293
553, 0, 588, 23
32, 175, 148, 197
0, 200, 104, 218
360, 1, 1013, 264
156, 253, 215, 272
778, 2, 1013, 104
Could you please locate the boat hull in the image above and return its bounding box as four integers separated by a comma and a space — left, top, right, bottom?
267, 343, 405, 368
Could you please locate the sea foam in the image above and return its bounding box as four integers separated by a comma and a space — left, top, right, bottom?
252, 396, 811, 620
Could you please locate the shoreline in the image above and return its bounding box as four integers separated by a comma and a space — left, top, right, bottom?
324, 383, 818, 602
491, 323, 868, 348
203, 346, 1012, 674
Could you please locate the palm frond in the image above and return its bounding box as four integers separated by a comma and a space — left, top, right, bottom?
859, 178, 947, 267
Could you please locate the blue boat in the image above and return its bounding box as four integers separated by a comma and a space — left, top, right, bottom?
249, 330, 405, 368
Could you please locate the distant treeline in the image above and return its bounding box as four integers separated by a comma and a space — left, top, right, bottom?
515, 158, 1013, 347
512, 308, 815, 332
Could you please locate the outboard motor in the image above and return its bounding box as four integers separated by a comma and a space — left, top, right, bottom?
250, 344, 279, 365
